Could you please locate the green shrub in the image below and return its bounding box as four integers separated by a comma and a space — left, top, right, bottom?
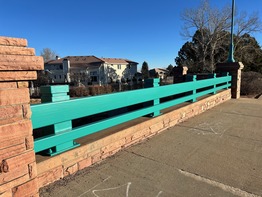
69, 87, 89, 97
241, 71, 262, 96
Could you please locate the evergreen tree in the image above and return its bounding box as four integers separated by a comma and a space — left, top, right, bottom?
166, 64, 174, 76
141, 61, 149, 79
175, 31, 262, 74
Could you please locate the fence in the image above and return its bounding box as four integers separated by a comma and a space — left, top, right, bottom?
31, 73, 231, 155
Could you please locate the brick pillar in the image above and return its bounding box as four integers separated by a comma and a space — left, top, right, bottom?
0, 37, 43, 196
173, 66, 188, 84
216, 62, 244, 99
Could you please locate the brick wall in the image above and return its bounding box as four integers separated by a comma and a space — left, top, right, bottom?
0, 37, 43, 196
37, 89, 231, 188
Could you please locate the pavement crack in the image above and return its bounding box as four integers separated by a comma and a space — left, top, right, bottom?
178, 169, 261, 197
124, 150, 176, 169
124, 150, 160, 163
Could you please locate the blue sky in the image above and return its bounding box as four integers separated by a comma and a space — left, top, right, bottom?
1, 0, 261, 69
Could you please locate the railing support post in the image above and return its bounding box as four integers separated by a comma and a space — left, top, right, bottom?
208, 73, 217, 94
40, 85, 79, 155
186, 75, 197, 102
144, 78, 161, 117
221, 72, 230, 89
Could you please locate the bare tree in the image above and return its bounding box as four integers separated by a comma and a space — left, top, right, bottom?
180, 0, 261, 72
40, 48, 58, 62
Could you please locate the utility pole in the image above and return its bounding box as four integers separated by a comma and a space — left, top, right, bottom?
228, 0, 235, 62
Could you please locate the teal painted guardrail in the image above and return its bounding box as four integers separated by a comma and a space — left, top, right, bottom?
31, 73, 231, 155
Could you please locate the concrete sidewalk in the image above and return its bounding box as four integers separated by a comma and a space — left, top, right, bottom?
40, 98, 262, 197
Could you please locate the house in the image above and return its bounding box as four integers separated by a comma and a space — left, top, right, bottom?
44, 56, 138, 85
149, 68, 168, 79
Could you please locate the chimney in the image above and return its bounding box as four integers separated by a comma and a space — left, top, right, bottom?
63, 58, 71, 83
56, 55, 60, 60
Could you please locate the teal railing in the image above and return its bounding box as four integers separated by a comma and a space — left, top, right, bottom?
31, 73, 231, 155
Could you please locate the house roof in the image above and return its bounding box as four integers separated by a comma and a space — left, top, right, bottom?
100, 58, 138, 65
149, 68, 168, 73
46, 56, 103, 65
46, 56, 138, 66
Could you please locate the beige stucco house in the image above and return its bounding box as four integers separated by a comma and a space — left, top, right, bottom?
44, 56, 138, 85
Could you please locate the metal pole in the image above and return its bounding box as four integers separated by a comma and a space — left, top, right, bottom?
228, 0, 235, 62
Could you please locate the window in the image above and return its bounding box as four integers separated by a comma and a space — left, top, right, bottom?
59, 65, 63, 69
117, 64, 121, 69
91, 76, 98, 82
90, 71, 97, 76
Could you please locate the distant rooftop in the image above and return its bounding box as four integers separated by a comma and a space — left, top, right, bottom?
46, 56, 138, 66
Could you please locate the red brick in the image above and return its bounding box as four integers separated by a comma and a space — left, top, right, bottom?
125, 135, 134, 145
101, 148, 121, 160
123, 138, 143, 149
0, 46, 35, 56
124, 133, 148, 148
169, 118, 179, 127
4, 150, 35, 169
28, 162, 37, 179
0, 163, 28, 185
91, 153, 102, 164
0, 189, 12, 197
78, 157, 92, 170
0, 88, 30, 106
0, 173, 29, 194
0, 82, 17, 89
0, 143, 26, 161
22, 104, 32, 119
0, 105, 23, 124
64, 163, 78, 176
0, 116, 24, 125
0, 37, 27, 47
0, 120, 32, 140
12, 179, 38, 197
37, 166, 63, 188
163, 118, 170, 127
100, 138, 126, 155
149, 121, 164, 134
166, 112, 180, 123
17, 81, 29, 88
0, 71, 37, 81
131, 128, 151, 140
0, 137, 24, 150
0, 55, 43, 71
25, 136, 34, 150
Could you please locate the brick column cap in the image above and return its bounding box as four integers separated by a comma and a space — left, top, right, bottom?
0, 36, 27, 47
216, 62, 244, 72
173, 66, 188, 75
